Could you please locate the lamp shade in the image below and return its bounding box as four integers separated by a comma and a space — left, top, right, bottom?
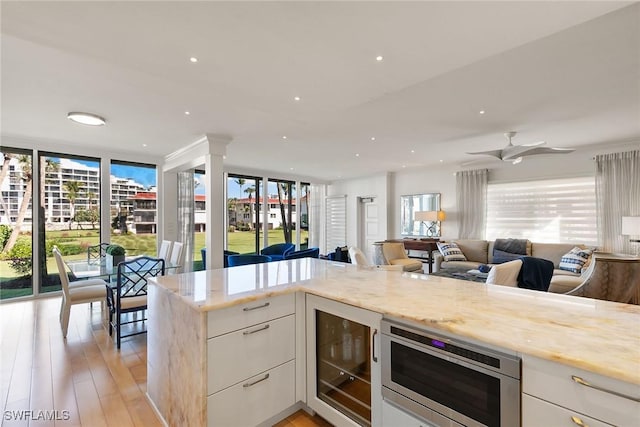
414, 210, 446, 222
622, 216, 640, 236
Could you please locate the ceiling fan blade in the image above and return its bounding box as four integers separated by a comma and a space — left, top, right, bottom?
504, 146, 575, 160
522, 140, 546, 147
465, 149, 503, 160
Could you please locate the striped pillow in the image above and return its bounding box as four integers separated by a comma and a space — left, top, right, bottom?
437, 242, 467, 262
559, 247, 593, 274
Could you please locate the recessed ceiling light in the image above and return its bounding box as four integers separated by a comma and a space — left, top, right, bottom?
184, 111, 190, 115
411, 150, 415, 153
479, 110, 486, 115
439, 159, 444, 163
376, 55, 383, 62
142, 144, 147, 148
293, 96, 301, 101
223, 155, 227, 160
370, 137, 376, 141
290, 167, 294, 171
402, 165, 406, 168
190, 57, 198, 63
355, 153, 360, 157
282, 136, 287, 140
67, 112, 105, 126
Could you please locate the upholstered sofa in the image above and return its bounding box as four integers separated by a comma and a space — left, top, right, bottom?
433, 239, 592, 293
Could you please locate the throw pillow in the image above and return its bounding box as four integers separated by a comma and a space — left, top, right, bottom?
437, 242, 467, 262
559, 247, 593, 274
493, 249, 523, 264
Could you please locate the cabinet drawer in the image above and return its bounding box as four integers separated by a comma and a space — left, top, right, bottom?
523, 394, 613, 427
382, 400, 435, 427
207, 314, 295, 394
207, 293, 295, 338
207, 360, 295, 427
522, 355, 640, 426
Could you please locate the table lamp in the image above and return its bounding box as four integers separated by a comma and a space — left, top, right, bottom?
415, 210, 446, 237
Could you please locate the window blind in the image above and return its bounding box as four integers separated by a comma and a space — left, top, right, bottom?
325, 195, 346, 250
486, 176, 597, 245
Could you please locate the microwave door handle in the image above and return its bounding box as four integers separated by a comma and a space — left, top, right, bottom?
372, 328, 378, 363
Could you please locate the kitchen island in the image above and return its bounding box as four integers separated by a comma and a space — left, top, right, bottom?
147, 258, 639, 427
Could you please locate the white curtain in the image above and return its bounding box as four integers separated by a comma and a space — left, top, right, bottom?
595, 150, 640, 253
177, 170, 195, 272
456, 169, 488, 239
309, 184, 325, 253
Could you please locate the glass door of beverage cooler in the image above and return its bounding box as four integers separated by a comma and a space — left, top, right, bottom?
316, 311, 372, 426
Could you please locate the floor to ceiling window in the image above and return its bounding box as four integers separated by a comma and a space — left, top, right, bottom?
227, 174, 262, 254
0, 149, 34, 299
39, 152, 101, 294
110, 160, 157, 256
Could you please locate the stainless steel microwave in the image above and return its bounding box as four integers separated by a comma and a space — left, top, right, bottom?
381, 319, 521, 427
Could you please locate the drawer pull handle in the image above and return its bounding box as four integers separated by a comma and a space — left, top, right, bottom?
570, 416, 588, 427
243, 324, 270, 335
571, 375, 640, 402
243, 302, 270, 311
372, 328, 378, 363
243, 373, 269, 388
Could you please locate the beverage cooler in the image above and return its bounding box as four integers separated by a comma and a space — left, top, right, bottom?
306, 294, 382, 427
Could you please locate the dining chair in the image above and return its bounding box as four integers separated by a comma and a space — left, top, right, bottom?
168, 241, 184, 273
158, 240, 172, 260
227, 254, 272, 266
108, 256, 165, 349
53, 246, 108, 338
87, 242, 110, 264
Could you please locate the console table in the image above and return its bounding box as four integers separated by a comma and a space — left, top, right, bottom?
384, 239, 439, 273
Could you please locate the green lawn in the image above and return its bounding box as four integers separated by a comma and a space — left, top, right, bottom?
0, 228, 308, 299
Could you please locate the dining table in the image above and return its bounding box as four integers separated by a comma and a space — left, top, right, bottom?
66, 256, 180, 283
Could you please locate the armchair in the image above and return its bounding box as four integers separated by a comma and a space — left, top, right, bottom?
260, 243, 295, 261
380, 242, 423, 272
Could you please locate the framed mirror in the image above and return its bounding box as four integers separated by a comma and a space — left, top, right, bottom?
400, 193, 441, 237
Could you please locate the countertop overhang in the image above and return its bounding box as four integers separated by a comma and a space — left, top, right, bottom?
149, 258, 640, 385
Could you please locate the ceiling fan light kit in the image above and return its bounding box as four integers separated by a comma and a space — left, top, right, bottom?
466, 131, 575, 164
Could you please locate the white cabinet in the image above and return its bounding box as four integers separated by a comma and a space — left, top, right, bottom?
306, 294, 383, 427
382, 400, 435, 427
207, 294, 296, 427
522, 355, 640, 426
522, 394, 613, 427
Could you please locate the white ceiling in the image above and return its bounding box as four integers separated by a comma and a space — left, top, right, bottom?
2, 1, 639, 181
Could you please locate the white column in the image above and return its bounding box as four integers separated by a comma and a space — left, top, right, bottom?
205, 134, 231, 269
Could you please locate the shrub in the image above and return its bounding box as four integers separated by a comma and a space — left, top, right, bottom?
106, 244, 125, 256
0, 224, 11, 251
8, 238, 32, 275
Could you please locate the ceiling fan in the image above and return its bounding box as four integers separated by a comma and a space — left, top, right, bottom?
466, 131, 575, 164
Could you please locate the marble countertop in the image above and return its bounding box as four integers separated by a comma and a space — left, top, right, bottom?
149, 258, 640, 385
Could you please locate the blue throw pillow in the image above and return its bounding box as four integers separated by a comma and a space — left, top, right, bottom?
493, 249, 523, 264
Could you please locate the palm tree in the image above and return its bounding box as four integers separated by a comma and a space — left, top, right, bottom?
233, 178, 245, 227
277, 183, 291, 243
64, 180, 82, 230
40, 157, 60, 223
4, 155, 32, 253
244, 185, 256, 230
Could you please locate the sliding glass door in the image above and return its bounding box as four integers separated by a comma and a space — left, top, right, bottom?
39, 152, 101, 294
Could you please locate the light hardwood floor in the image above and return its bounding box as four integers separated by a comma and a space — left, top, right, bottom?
0, 296, 329, 427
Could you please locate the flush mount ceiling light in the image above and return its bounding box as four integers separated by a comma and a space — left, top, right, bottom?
67, 112, 105, 126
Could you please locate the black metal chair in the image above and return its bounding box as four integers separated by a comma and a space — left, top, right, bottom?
107, 256, 165, 349
87, 242, 110, 264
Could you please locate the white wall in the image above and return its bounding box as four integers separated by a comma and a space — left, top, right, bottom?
331, 140, 639, 248
327, 173, 390, 249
